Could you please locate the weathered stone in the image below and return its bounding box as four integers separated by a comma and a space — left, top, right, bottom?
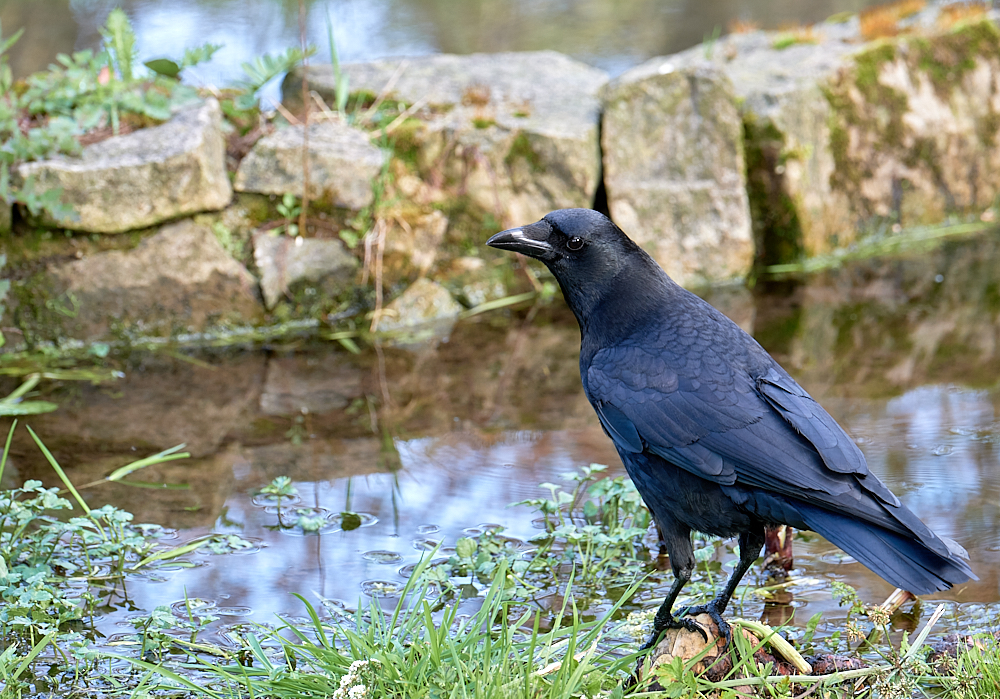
384, 209, 449, 276
234, 121, 386, 210
288, 52, 608, 227
252, 232, 358, 310
602, 64, 753, 286
10, 220, 262, 346
260, 353, 363, 416
17, 99, 231, 233
376, 277, 463, 346
665, 11, 1000, 259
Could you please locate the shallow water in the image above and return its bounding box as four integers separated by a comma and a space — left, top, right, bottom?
5, 228, 1000, 651
4, 0, 888, 100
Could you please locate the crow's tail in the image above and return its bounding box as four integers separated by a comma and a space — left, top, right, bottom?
797, 503, 977, 595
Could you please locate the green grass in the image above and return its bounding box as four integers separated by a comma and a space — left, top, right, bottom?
124, 561, 640, 699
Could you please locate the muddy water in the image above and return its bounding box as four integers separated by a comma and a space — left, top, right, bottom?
5, 230, 1000, 646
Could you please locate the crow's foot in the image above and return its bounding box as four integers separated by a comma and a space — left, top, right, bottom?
630, 614, 711, 688
639, 614, 709, 654
683, 601, 731, 646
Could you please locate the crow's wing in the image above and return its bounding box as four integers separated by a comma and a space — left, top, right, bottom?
584, 334, 932, 537
585, 340, 765, 482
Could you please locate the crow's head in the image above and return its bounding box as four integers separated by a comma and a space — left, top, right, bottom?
487, 208, 660, 328
486, 208, 642, 284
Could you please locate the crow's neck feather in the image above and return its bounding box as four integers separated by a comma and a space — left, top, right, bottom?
561, 254, 677, 347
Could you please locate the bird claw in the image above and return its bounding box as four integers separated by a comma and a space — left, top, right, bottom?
640, 613, 709, 652
683, 601, 732, 646
632, 613, 713, 686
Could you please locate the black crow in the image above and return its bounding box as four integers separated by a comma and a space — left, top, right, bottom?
487, 208, 975, 649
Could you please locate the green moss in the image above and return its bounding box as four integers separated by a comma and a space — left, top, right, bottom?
471, 117, 495, 129
977, 110, 1000, 147
386, 118, 424, 169
8, 271, 74, 348
914, 20, 1000, 98
431, 196, 501, 257
504, 131, 543, 174
824, 42, 908, 208
772, 34, 798, 50
345, 89, 378, 112
743, 114, 804, 268
854, 43, 896, 96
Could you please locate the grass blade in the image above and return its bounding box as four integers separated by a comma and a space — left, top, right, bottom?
132, 536, 216, 570
0, 418, 15, 483
27, 425, 90, 514
106, 444, 189, 481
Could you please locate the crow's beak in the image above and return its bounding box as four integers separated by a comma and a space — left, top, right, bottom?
486, 222, 553, 259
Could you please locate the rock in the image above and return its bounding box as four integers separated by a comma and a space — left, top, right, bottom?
645, 614, 728, 678
260, 353, 363, 416
234, 121, 386, 210
9, 220, 262, 346
384, 209, 449, 276
16, 99, 231, 233
288, 52, 608, 227
663, 11, 1000, 259
252, 232, 358, 310
376, 278, 463, 347
602, 64, 753, 286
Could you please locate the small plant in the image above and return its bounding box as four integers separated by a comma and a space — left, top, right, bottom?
275, 192, 302, 237
0, 10, 219, 221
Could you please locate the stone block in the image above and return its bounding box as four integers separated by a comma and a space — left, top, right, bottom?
252, 232, 358, 310
288, 51, 608, 227
235, 121, 386, 210
602, 63, 753, 286
17, 99, 231, 233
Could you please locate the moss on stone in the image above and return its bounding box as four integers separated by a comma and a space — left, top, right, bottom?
346, 89, 378, 112
8, 271, 74, 348
913, 19, 1000, 98
743, 113, 804, 268
386, 118, 424, 169
504, 131, 544, 174
824, 41, 909, 209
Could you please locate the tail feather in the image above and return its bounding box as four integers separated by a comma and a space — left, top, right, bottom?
798, 503, 976, 595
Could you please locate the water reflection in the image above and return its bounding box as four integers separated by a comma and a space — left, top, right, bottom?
4, 229, 1000, 643
3, 0, 887, 93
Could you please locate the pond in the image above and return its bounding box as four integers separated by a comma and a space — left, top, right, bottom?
4, 227, 1000, 656
4, 0, 889, 102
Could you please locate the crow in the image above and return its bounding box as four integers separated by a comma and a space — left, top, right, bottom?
487, 208, 975, 649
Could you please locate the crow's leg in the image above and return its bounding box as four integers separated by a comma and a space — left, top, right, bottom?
640, 520, 705, 653
685, 528, 766, 645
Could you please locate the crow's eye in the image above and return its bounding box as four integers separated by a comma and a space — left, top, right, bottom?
567, 237, 585, 251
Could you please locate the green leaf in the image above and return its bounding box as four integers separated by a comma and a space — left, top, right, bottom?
181, 42, 222, 69
340, 512, 362, 531
144, 58, 181, 78
456, 537, 477, 559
